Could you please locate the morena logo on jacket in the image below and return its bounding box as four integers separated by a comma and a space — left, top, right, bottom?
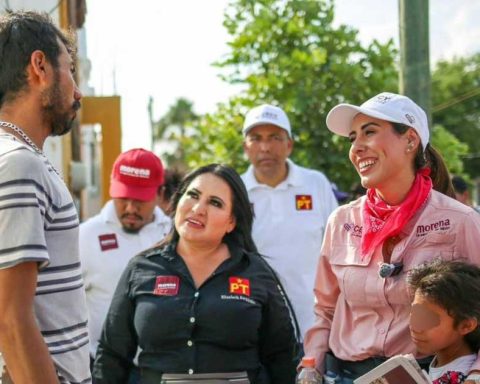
98, 233, 118, 251
416, 219, 450, 237
153, 276, 180, 296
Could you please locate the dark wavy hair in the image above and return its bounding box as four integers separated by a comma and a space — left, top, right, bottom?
165, 164, 257, 253
0, 10, 75, 107
407, 259, 480, 351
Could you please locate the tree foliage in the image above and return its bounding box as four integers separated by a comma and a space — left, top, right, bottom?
431, 53, 480, 177
177, 0, 477, 185
152, 98, 198, 168
182, 0, 398, 187
431, 125, 469, 177
178, 96, 249, 171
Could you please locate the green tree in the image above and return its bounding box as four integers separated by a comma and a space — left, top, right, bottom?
179, 96, 249, 171
152, 98, 198, 168
183, 0, 398, 187
431, 125, 469, 177
432, 53, 480, 177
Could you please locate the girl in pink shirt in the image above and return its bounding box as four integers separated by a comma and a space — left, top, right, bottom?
302, 93, 480, 384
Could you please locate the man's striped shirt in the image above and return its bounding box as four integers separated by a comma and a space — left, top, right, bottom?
0, 134, 91, 383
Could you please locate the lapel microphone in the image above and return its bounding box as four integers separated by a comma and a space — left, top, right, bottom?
378, 262, 403, 278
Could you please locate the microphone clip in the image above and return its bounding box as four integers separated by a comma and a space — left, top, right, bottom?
378, 262, 403, 278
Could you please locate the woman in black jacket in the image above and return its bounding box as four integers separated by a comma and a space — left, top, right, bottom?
93, 164, 299, 384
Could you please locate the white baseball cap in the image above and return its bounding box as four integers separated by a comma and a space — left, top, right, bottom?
243, 104, 292, 137
326, 92, 429, 150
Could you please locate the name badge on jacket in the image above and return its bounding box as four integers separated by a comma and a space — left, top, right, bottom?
154, 276, 180, 296
98, 233, 119, 251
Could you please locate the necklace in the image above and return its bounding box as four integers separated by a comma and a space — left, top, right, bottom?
0, 121, 61, 177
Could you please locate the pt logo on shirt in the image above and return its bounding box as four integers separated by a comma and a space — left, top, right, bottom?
296, 195, 313, 210
229, 277, 250, 296
153, 276, 180, 296
98, 233, 118, 251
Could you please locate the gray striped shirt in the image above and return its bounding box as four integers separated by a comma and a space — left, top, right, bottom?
0, 135, 91, 383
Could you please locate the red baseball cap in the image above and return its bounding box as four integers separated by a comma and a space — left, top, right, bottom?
109, 148, 164, 201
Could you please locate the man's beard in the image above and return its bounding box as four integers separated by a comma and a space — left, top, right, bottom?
120, 213, 144, 234
121, 225, 141, 234
41, 72, 81, 136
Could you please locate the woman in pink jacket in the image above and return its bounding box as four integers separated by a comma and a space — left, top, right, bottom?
303, 92, 480, 384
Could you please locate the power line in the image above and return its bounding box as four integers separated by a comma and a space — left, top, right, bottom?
432, 87, 480, 114
49, 0, 62, 15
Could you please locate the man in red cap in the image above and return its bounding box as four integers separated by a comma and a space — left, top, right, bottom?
79, 148, 171, 371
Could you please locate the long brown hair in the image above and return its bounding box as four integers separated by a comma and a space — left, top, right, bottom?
392, 123, 455, 198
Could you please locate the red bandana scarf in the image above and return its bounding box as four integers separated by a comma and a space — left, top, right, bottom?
361, 168, 432, 257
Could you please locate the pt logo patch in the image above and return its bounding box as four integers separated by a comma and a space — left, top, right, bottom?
296, 195, 313, 210
153, 276, 180, 296
229, 277, 250, 296
98, 234, 118, 251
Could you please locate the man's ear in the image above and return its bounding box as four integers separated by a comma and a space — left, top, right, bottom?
287, 137, 294, 155
28, 50, 49, 85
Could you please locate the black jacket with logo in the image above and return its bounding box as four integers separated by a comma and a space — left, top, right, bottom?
93, 241, 298, 383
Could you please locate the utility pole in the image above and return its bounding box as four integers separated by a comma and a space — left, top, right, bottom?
148, 96, 155, 151
399, 0, 431, 126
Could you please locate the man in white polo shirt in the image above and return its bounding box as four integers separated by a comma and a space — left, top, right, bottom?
241, 104, 338, 337
80, 148, 171, 363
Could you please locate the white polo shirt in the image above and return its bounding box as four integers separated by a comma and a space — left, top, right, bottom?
242, 159, 338, 337
79, 200, 171, 356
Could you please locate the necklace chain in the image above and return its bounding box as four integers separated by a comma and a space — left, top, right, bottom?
0, 121, 61, 177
